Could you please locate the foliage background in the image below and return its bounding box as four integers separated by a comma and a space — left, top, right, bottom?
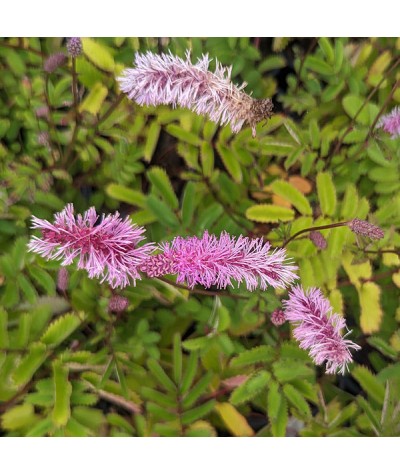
0, 37, 399, 437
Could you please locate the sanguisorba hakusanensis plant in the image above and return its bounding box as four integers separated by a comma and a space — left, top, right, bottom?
28, 204, 364, 374
118, 50, 274, 137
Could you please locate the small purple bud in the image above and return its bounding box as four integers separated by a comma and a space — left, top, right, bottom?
35, 106, 49, 119
271, 309, 286, 326
108, 295, 129, 313
378, 106, 400, 139
309, 230, 327, 250
57, 267, 69, 292
44, 53, 67, 73
37, 131, 50, 146
348, 219, 384, 240
66, 37, 82, 58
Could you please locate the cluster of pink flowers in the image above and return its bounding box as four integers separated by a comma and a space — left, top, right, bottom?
28, 204, 155, 289
140, 231, 298, 291
283, 286, 361, 374
28, 204, 297, 292
118, 51, 273, 137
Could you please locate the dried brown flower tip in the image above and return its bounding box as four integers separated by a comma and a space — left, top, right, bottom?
271, 309, 286, 326
248, 99, 274, 137
309, 231, 327, 250
348, 219, 384, 241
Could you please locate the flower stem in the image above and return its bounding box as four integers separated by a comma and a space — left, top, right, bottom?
282, 221, 349, 247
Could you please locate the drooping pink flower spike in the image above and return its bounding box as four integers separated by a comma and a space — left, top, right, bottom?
139, 230, 298, 291
118, 50, 273, 137
377, 106, 400, 139
283, 286, 361, 375
28, 204, 155, 289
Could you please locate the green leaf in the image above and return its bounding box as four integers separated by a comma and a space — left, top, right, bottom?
144, 122, 161, 162
106, 183, 146, 207
173, 333, 182, 385
1, 403, 37, 431
273, 360, 314, 383
146, 195, 180, 228
79, 83, 108, 115
181, 352, 198, 395
200, 141, 214, 177
181, 400, 215, 425
304, 56, 333, 75
82, 38, 115, 72
319, 37, 335, 64
166, 124, 202, 147
52, 361, 72, 427
230, 346, 275, 368
267, 381, 282, 420
246, 204, 295, 223
367, 337, 398, 360
17, 274, 38, 304
28, 266, 56, 295
181, 182, 197, 227
271, 180, 312, 215
230, 370, 271, 405
271, 397, 288, 437
358, 282, 382, 334
147, 166, 179, 210
283, 384, 311, 418
216, 144, 242, 183
13, 343, 48, 387
353, 366, 385, 405
316, 171, 337, 216
342, 95, 379, 126
0, 307, 8, 347
41, 312, 84, 347
340, 184, 359, 219
147, 358, 176, 393
183, 372, 213, 409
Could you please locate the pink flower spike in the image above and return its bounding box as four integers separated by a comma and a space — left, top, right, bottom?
140, 231, 298, 291
377, 106, 400, 139
28, 204, 155, 289
118, 50, 273, 137
283, 286, 360, 375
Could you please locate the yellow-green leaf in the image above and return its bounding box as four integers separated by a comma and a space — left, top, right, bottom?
82, 38, 115, 72
316, 172, 336, 216
353, 366, 385, 404
1, 403, 37, 431
215, 402, 254, 437
52, 361, 72, 428
79, 83, 108, 115
271, 180, 312, 215
246, 204, 295, 223
358, 282, 382, 334
41, 312, 84, 347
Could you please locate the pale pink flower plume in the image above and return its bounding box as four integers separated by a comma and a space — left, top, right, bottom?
283, 286, 360, 374
28, 204, 155, 289
118, 50, 273, 137
377, 106, 400, 139
140, 230, 298, 291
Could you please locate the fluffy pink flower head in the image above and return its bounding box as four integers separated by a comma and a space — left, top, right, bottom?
118, 50, 273, 137
378, 106, 400, 139
283, 286, 360, 374
28, 204, 155, 289
140, 231, 298, 291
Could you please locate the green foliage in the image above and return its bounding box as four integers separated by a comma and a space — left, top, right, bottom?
0, 36, 399, 437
